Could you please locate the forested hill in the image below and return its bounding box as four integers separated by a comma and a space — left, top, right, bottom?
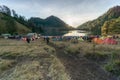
0, 5, 31, 34
77, 6, 120, 35
28, 16, 72, 35
0, 5, 72, 35
28, 15, 69, 28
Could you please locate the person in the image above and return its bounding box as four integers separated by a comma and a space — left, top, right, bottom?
46, 36, 50, 44
43, 36, 46, 41
26, 37, 30, 43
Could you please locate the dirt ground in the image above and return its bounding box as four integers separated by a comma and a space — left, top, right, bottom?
49, 42, 117, 80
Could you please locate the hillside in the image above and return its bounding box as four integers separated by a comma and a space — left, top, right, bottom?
78, 6, 120, 35
0, 12, 31, 34
44, 16, 69, 28
28, 16, 71, 36
102, 17, 120, 36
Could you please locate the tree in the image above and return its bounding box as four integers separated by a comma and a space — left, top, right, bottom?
101, 17, 120, 35
2, 5, 11, 16
0, 6, 3, 12
12, 9, 18, 18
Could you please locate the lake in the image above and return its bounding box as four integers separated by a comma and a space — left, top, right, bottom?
63, 30, 87, 36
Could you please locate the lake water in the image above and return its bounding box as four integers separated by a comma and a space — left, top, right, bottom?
63, 30, 87, 36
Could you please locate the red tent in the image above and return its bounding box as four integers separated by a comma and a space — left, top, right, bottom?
102, 38, 118, 45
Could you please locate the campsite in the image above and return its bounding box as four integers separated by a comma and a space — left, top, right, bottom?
0, 0, 120, 80
0, 35, 120, 80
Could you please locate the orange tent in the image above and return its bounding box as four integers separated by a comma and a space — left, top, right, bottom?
93, 38, 103, 44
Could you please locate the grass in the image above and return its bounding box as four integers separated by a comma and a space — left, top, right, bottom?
0, 39, 70, 80
64, 44, 81, 56
0, 59, 16, 74
0, 61, 43, 80
52, 40, 120, 77
105, 60, 120, 76
84, 51, 108, 61
0, 38, 120, 79
49, 57, 71, 80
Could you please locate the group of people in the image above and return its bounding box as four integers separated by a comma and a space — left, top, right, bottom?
25, 35, 119, 44
43, 36, 50, 44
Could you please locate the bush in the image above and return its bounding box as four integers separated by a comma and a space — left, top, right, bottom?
64, 44, 81, 56
105, 60, 120, 76
85, 52, 108, 61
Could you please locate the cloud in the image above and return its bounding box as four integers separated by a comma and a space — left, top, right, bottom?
0, 0, 120, 27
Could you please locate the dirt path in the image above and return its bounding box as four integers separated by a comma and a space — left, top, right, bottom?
49, 42, 117, 80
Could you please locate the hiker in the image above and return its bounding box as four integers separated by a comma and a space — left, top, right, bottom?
43, 36, 46, 41
26, 37, 30, 43
46, 36, 50, 44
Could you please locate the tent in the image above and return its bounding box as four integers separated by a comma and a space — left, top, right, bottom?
78, 37, 84, 41
102, 38, 118, 45
93, 38, 103, 44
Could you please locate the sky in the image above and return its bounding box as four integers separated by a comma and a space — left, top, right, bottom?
0, 0, 120, 27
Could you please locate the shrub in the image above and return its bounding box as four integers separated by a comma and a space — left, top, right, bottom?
105, 60, 120, 76
64, 44, 81, 56
84, 52, 108, 61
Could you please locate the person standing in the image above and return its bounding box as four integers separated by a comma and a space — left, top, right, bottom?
46, 36, 50, 44
26, 36, 30, 43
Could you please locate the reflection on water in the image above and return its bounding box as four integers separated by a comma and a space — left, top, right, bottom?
63, 30, 87, 36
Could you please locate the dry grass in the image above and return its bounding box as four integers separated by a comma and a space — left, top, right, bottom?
52, 41, 120, 76
0, 59, 16, 74
0, 39, 70, 80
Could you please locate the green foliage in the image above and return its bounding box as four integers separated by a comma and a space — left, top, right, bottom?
84, 52, 108, 61
102, 17, 120, 35
0, 5, 11, 16
28, 16, 70, 35
104, 51, 120, 76
0, 12, 31, 34
78, 6, 120, 35
64, 44, 81, 56
6, 18, 17, 34
105, 60, 120, 76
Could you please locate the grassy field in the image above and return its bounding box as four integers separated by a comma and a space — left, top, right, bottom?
52, 40, 120, 77
0, 38, 120, 80
0, 39, 70, 80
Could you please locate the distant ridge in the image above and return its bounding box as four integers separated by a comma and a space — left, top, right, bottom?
77, 5, 120, 35
28, 15, 71, 35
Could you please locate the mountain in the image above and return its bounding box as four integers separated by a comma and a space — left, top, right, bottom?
0, 12, 31, 35
28, 15, 71, 36
44, 15, 69, 28
78, 6, 120, 35
0, 5, 73, 36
